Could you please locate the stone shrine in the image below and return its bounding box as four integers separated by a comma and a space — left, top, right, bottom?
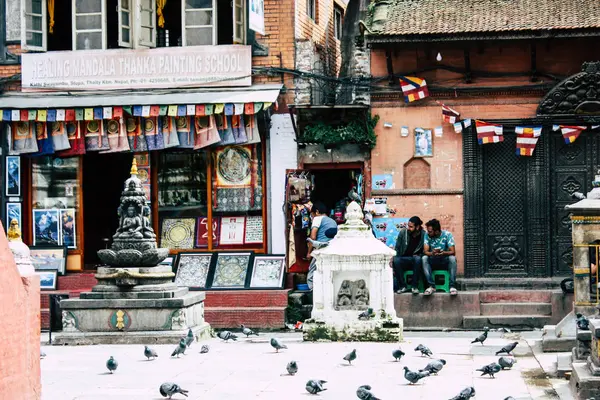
54, 159, 210, 345
303, 201, 402, 342
571, 318, 600, 399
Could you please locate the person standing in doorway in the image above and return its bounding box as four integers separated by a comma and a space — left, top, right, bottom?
422, 219, 458, 296
306, 201, 338, 290
389, 216, 425, 294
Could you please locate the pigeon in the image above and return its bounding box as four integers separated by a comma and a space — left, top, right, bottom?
576, 313, 590, 330
241, 324, 259, 337
344, 349, 357, 365
404, 366, 430, 384
471, 328, 489, 345
106, 356, 118, 373
200, 345, 209, 354
498, 356, 517, 369
144, 345, 158, 360
476, 362, 502, 378
358, 308, 375, 320
185, 328, 194, 347
415, 344, 433, 357
217, 330, 238, 342
420, 359, 446, 375
307, 238, 329, 250
159, 382, 189, 398
306, 379, 327, 394
449, 386, 476, 400
392, 349, 405, 361
356, 384, 381, 400
271, 337, 288, 352
348, 187, 362, 203
495, 341, 518, 356
503, 397, 516, 400
171, 338, 187, 358
40, 351, 46, 359
286, 361, 298, 375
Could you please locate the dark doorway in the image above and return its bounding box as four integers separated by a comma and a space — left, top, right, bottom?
310, 168, 361, 216
83, 153, 133, 267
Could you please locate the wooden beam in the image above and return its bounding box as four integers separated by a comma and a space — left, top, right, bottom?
385, 50, 395, 86
530, 42, 538, 82
463, 48, 472, 84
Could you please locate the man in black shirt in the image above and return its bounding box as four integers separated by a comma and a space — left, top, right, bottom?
389, 216, 425, 294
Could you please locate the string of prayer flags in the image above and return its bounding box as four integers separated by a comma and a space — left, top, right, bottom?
56, 109, 65, 121
47, 109, 56, 122
555, 125, 586, 144
28, 110, 37, 120
65, 109, 76, 121
123, 106, 133, 116
515, 126, 542, 156
434, 126, 443, 137
244, 103, 254, 115
442, 104, 460, 124
142, 105, 151, 117
399, 76, 429, 103
11, 110, 19, 121
177, 105, 186, 117
224, 103, 234, 116
186, 105, 195, 116
476, 120, 504, 144
400, 126, 409, 137
263, 102, 272, 110
133, 105, 143, 116
253, 103, 263, 113
167, 105, 177, 116
93, 107, 103, 120
113, 107, 123, 119
195, 105, 205, 116
84, 108, 94, 121
103, 107, 113, 119
234, 103, 244, 115
158, 105, 168, 116
205, 104, 214, 115
150, 105, 160, 116
214, 103, 224, 114
20, 110, 28, 121
453, 122, 463, 133
2, 110, 10, 121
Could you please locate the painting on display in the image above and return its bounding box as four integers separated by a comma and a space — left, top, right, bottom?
159, 255, 175, 268
32, 209, 61, 246
372, 217, 410, 249
174, 253, 213, 289
60, 209, 76, 249
6, 202, 22, 232
414, 128, 433, 157
372, 174, 394, 190
210, 252, 252, 288
195, 216, 220, 248
219, 216, 246, 245
244, 215, 263, 244
249, 255, 285, 288
36, 270, 57, 290
249, 0, 265, 34
6, 156, 20, 196
30, 246, 67, 275
160, 218, 196, 249
215, 146, 253, 188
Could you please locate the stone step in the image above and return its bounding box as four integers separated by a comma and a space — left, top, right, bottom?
204, 306, 286, 329
480, 302, 552, 316
463, 315, 552, 329
479, 290, 552, 303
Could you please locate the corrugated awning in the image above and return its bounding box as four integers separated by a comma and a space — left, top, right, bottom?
0, 83, 282, 109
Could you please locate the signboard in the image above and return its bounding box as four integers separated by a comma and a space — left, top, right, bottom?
249, 0, 265, 35
21, 45, 252, 92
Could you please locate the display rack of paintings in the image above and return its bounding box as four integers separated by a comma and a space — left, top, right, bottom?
174, 253, 214, 289
249, 255, 286, 288
30, 246, 67, 275
209, 252, 253, 289
6, 202, 21, 232
36, 270, 57, 290
6, 156, 20, 197
160, 218, 196, 249
219, 216, 246, 245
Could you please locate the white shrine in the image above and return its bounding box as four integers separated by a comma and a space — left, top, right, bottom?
303, 201, 403, 342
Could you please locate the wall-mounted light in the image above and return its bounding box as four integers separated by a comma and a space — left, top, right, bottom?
436, 52, 443, 62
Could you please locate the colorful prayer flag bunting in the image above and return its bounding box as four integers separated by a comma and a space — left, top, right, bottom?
475, 120, 504, 144
123, 106, 132, 115
20, 110, 28, 121
234, 103, 244, 115
453, 122, 463, 133
66, 109, 76, 121
205, 104, 214, 115
515, 126, 542, 156
103, 107, 113, 119
28, 110, 37, 120
76, 109, 85, 121
167, 105, 177, 116
186, 105, 195, 116
133, 105, 143, 116
441, 104, 460, 124
113, 107, 123, 119
56, 109, 65, 121
47, 109, 56, 122
2, 110, 10, 121
11, 110, 19, 121
399, 76, 429, 103
195, 105, 205, 116
159, 106, 168, 116
177, 105, 186, 116
559, 125, 586, 144
253, 103, 263, 113
37, 110, 47, 122
141, 105, 151, 117
214, 104, 224, 114
93, 108, 103, 120
84, 108, 94, 121
150, 105, 160, 116
224, 103, 234, 116
244, 103, 254, 115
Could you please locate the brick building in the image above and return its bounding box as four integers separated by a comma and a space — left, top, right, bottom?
359, 0, 600, 327
0, 0, 346, 330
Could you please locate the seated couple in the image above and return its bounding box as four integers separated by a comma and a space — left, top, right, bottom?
389, 217, 458, 296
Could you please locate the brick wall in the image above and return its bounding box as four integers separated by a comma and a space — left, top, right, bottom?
0, 231, 41, 399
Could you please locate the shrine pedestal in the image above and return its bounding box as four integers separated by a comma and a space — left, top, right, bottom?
303, 202, 402, 342
570, 319, 600, 400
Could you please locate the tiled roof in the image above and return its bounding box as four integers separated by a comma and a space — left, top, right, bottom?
369, 0, 600, 36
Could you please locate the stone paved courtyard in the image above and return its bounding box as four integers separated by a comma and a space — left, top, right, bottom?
41, 331, 573, 399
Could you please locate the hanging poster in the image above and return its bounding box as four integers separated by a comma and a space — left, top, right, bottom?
6, 156, 20, 196
414, 128, 433, 157
220, 216, 246, 245
372, 217, 410, 249
249, 0, 265, 34
372, 174, 394, 190
60, 209, 77, 249
6, 202, 22, 232
32, 209, 61, 246
244, 215, 263, 244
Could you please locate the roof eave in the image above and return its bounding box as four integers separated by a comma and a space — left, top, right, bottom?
365, 28, 600, 46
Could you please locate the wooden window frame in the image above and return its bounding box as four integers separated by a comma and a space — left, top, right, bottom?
72, 0, 107, 50
21, 0, 47, 51
118, 0, 133, 48
182, 0, 217, 46
334, 6, 343, 40
307, 0, 316, 22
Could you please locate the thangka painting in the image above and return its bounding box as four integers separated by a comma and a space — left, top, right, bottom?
195, 216, 220, 248
175, 253, 213, 289
160, 218, 196, 249
249, 255, 285, 288
210, 252, 252, 288
372, 217, 410, 249
215, 145, 253, 188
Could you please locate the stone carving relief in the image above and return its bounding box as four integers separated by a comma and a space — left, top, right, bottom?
489, 236, 524, 269
62, 311, 79, 332
561, 176, 582, 195
335, 279, 370, 310
171, 309, 187, 330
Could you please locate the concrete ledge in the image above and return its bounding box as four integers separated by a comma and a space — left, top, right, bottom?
51, 323, 212, 345
60, 291, 205, 309
394, 291, 480, 328
570, 362, 600, 400
463, 315, 551, 329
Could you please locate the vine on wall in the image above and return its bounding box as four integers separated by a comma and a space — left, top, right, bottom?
301, 114, 380, 149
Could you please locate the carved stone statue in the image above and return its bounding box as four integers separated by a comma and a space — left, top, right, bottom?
354, 279, 370, 306
337, 280, 353, 306
142, 206, 156, 239
115, 205, 143, 239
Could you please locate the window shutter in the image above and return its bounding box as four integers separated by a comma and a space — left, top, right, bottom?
182, 0, 215, 46
233, 0, 245, 44
21, 0, 47, 51
118, 0, 132, 48
137, 0, 156, 47
72, 0, 106, 50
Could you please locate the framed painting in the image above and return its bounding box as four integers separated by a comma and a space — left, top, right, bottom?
214, 145, 253, 188
160, 218, 196, 249
244, 215, 263, 244
249, 255, 286, 289
32, 209, 61, 246
6, 156, 20, 196
209, 252, 253, 289
30, 246, 67, 275
60, 209, 77, 249
414, 128, 433, 157
219, 216, 246, 245
6, 202, 22, 232
174, 253, 214, 289
195, 216, 220, 248
159, 255, 175, 268
36, 270, 57, 290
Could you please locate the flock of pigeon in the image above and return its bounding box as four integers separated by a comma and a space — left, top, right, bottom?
95, 324, 525, 399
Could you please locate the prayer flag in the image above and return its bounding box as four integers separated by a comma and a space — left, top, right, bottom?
515, 126, 542, 156
441, 104, 460, 124
559, 125, 586, 144
399, 76, 429, 103
475, 120, 504, 144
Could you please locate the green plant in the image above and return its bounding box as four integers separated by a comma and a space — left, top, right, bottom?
302, 114, 380, 149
